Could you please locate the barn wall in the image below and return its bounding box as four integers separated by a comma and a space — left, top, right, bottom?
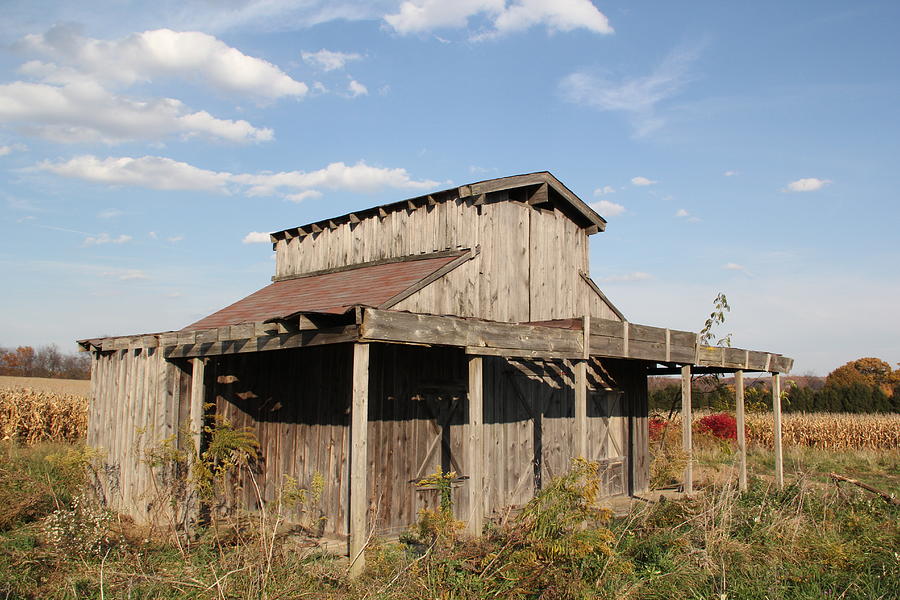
275, 192, 622, 323
88, 348, 193, 525
209, 344, 352, 537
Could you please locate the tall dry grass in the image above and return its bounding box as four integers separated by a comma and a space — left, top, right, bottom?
0, 387, 88, 444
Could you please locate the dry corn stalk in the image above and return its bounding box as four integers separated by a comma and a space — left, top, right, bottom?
0, 387, 88, 444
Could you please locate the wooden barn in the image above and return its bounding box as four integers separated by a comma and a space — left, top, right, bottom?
78, 172, 793, 572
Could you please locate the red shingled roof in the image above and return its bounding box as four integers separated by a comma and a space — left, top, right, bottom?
182, 254, 461, 331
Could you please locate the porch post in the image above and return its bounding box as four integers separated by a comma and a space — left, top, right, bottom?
466, 355, 484, 536
681, 364, 693, 494
772, 372, 783, 489
189, 357, 206, 455
349, 343, 370, 577
735, 370, 747, 491
575, 314, 590, 458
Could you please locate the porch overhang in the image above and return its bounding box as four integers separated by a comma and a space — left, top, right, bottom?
78, 306, 793, 374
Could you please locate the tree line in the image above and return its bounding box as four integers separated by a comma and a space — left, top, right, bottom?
0, 345, 91, 380
650, 357, 900, 414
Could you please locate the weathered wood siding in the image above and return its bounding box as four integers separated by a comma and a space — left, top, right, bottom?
209, 345, 351, 537
275, 194, 620, 322
88, 349, 194, 525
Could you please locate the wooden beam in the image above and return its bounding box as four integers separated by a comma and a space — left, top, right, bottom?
466, 356, 484, 536
579, 271, 626, 321
165, 325, 359, 358
772, 372, 784, 489
735, 370, 747, 491
348, 343, 370, 578
682, 365, 693, 495
575, 315, 590, 459
464, 346, 581, 360
272, 248, 467, 283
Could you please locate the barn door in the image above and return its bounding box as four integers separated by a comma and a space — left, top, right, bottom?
589, 390, 627, 496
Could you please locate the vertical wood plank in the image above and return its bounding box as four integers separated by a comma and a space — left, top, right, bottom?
681, 365, 693, 495
772, 372, 783, 489
349, 343, 370, 577
735, 370, 747, 491
466, 355, 484, 536
190, 358, 206, 456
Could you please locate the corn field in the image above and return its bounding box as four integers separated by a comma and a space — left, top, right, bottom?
0, 387, 88, 444
744, 412, 900, 450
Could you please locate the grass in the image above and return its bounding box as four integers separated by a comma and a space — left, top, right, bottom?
0, 439, 897, 599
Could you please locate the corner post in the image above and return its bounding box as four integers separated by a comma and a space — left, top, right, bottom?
349, 343, 370, 577
772, 372, 783, 489
681, 364, 693, 494
735, 370, 747, 491
466, 355, 484, 536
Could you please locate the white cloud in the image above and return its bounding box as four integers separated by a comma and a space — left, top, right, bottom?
675, 208, 689, 217
166, 235, 184, 243
347, 79, 369, 97
97, 208, 123, 219
20, 26, 307, 100
385, 0, 612, 37
302, 49, 362, 71
83, 232, 131, 246
148, 231, 158, 239
589, 199, 625, 217
559, 44, 699, 136
39, 155, 232, 192
37, 155, 442, 199
724, 262, 746, 271
0, 81, 272, 144
600, 271, 652, 283
593, 185, 615, 196
631, 176, 656, 186
724, 170, 738, 177
785, 177, 831, 192
285, 190, 324, 203
243, 231, 272, 244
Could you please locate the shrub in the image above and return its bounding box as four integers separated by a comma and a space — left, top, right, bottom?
696, 412, 737, 440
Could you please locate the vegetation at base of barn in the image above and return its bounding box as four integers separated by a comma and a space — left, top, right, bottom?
1, 441, 897, 599
0, 387, 88, 444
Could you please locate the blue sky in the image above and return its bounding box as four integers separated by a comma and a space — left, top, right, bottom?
1, 1, 897, 375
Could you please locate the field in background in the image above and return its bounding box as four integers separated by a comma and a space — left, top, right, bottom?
0, 387, 87, 444
0, 375, 89, 396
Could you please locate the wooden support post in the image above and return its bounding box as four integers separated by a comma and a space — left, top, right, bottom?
575, 315, 590, 459
189, 357, 205, 454
772, 372, 784, 489
349, 343, 370, 578
466, 356, 484, 536
681, 365, 693, 495
735, 370, 747, 491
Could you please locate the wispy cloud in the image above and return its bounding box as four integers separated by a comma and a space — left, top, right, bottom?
36, 155, 442, 199
83, 232, 131, 246
243, 231, 271, 244
593, 185, 615, 196
724, 262, 745, 271
347, 79, 369, 97
723, 170, 738, 177
97, 208, 123, 219
559, 44, 701, 136
784, 177, 831, 192
302, 49, 362, 71
631, 176, 656, 186
589, 199, 625, 217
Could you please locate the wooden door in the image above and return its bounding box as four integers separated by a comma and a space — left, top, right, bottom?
588, 389, 628, 496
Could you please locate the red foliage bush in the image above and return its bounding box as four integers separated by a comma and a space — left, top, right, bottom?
649, 417, 669, 441
696, 413, 737, 440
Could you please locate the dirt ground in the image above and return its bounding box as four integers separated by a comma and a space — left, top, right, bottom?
0, 375, 89, 396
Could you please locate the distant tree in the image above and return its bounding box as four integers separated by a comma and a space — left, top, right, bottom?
0, 346, 36, 376
826, 358, 895, 397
